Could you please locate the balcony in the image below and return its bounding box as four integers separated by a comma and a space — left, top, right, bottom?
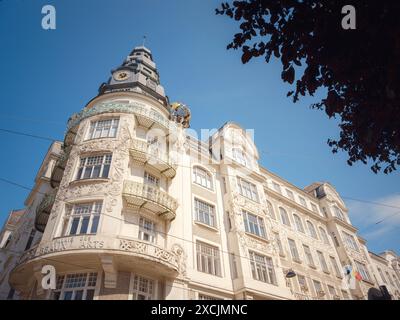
130, 139, 176, 178
50, 146, 71, 188
123, 181, 178, 221
34, 192, 56, 232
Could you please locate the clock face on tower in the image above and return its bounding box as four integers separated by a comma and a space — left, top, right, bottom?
113, 70, 130, 81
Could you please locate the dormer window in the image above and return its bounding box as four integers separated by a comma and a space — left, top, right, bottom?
333, 206, 345, 221
232, 148, 247, 166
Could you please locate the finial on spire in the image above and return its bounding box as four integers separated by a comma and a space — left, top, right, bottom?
142, 35, 147, 47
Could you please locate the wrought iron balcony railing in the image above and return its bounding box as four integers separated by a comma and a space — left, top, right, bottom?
123, 180, 178, 221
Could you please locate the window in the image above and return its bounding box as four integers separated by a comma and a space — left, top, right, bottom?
138, 217, 156, 243
303, 245, 315, 267
293, 214, 304, 233
242, 210, 266, 238
297, 275, 308, 291
378, 268, 387, 284
328, 285, 337, 299
330, 256, 342, 278
53, 273, 97, 300
196, 242, 221, 276
342, 232, 359, 252
355, 261, 371, 282
249, 251, 277, 285
298, 197, 307, 207
312, 280, 324, 297
279, 207, 291, 227
341, 290, 350, 300
306, 221, 318, 239
131, 275, 154, 300
3, 233, 12, 248
24, 229, 36, 251
319, 227, 330, 245
144, 171, 159, 186
63, 202, 101, 236
286, 189, 294, 200
333, 206, 345, 221
288, 239, 301, 262
88, 118, 119, 139
272, 182, 281, 194
386, 271, 395, 286
76, 154, 112, 180
274, 232, 285, 256
237, 178, 259, 202
194, 198, 216, 227
317, 251, 329, 273
199, 294, 219, 300
311, 203, 319, 213
321, 207, 328, 218
267, 201, 276, 220
232, 148, 247, 166
193, 166, 213, 190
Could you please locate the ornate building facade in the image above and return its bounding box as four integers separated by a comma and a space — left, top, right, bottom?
0, 46, 399, 300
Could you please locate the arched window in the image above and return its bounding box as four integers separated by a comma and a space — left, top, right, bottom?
333, 206, 345, 221
306, 221, 318, 239
279, 207, 291, 227
267, 201, 276, 220
319, 227, 330, 245
293, 214, 304, 233
192, 166, 213, 190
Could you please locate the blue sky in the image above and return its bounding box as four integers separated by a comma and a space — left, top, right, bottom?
0, 0, 398, 254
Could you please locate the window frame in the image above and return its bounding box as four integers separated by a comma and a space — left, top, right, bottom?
87, 118, 119, 140
76, 154, 112, 180
62, 202, 102, 237
192, 166, 214, 190
138, 216, 156, 243
52, 272, 98, 300
249, 251, 277, 285
196, 241, 222, 277
194, 198, 217, 228
279, 207, 291, 227
242, 210, 267, 239
237, 177, 259, 202
293, 214, 305, 233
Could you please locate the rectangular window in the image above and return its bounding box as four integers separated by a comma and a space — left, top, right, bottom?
194, 198, 216, 227
297, 275, 308, 292
342, 232, 359, 252
88, 118, 119, 139
249, 251, 277, 285
341, 290, 350, 300
303, 245, 315, 268
286, 189, 294, 201
311, 203, 319, 213
328, 285, 337, 299
355, 261, 371, 282
242, 210, 266, 238
288, 239, 301, 262
386, 271, 394, 286
24, 229, 36, 251
312, 280, 324, 298
76, 154, 112, 180
378, 268, 387, 284
138, 217, 156, 243
196, 241, 221, 276
53, 272, 97, 300
237, 178, 259, 202
317, 251, 329, 273
131, 275, 154, 300
63, 202, 101, 236
232, 148, 247, 166
272, 182, 281, 194
330, 256, 342, 278
298, 196, 307, 207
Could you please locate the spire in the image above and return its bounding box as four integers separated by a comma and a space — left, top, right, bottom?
98, 45, 168, 106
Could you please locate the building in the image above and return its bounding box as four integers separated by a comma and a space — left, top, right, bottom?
1, 45, 399, 300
